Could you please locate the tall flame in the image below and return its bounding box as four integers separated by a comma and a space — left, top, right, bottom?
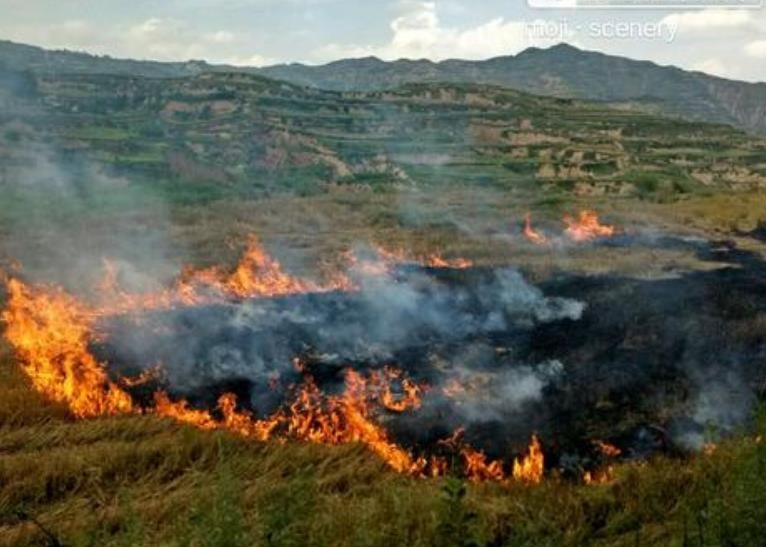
512, 435, 544, 484
2, 279, 133, 417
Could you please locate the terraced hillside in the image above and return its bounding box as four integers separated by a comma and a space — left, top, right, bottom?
2, 67, 765, 202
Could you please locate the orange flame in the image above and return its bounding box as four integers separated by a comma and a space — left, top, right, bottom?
2, 278, 134, 417
583, 465, 615, 485
184, 235, 322, 299
423, 254, 473, 269
562, 210, 616, 242
96, 236, 350, 316
373, 246, 472, 270
512, 435, 544, 484
0, 236, 562, 485
523, 213, 549, 246
281, 371, 428, 474
593, 439, 622, 458
461, 446, 506, 482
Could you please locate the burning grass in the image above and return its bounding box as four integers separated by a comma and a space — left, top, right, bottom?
4, 208, 766, 544
2, 347, 766, 546
1, 240, 552, 486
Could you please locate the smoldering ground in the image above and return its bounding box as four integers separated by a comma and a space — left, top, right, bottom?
94, 238, 766, 463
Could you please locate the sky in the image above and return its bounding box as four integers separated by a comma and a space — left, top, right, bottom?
1, 0, 765, 82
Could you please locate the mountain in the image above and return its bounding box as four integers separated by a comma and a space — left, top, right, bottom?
258, 44, 766, 135
1, 40, 765, 134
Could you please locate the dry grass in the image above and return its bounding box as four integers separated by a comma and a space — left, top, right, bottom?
1, 339, 765, 546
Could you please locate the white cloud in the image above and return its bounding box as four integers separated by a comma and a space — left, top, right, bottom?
744, 40, 766, 59
660, 9, 754, 31
691, 57, 729, 78
313, 2, 560, 63
1, 16, 271, 65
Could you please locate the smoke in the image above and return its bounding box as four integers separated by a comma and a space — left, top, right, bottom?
96, 263, 584, 423
439, 360, 564, 425
672, 365, 755, 451
0, 136, 182, 294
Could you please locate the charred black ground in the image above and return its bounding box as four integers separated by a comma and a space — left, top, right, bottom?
93, 236, 766, 472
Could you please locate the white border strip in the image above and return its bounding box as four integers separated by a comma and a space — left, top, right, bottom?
528, 0, 763, 8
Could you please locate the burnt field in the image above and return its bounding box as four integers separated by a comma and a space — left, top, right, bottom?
92, 235, 766, 479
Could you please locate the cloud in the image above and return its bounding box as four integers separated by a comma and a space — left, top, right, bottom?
691, 57, 729, 78
660, 9, 754, 31
744, 40, 766, 59
1, 17, 272, 66
312, 1, 559, 63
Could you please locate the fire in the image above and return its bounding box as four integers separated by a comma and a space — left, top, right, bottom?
523, 213, 549, 246
583, 466, 615, 485
0, 235, 571, 485
461, 446, 505, 482
372, 366, 423, 412
522, 210, 617, 245
154, 368, 428, 475
423, 254, 473, 269
372, 246, 472, 270
96, 236, 351, 316
96, 259, 195, 315
281, 371, 428, 474
583, 439, 621, 484
562, 210, 616, 242
2, 278, 134, 418
512, 435, 544, 484
593, 439, 622, 458
183, 235, 322, 299
441, 378, 467, 398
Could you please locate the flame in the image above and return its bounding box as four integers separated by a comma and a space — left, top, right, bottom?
593, 439, 622, 458
461, 446, 505, 482
1, 278, 134, 417
374, 366, 423, 412
423, 254, 473, 269
523, 213, 549, 246
281, 371, 428, 474
583, 465, 615, 485
512, 435, 544, 484
562, 210, 616, 242
441, 378, 467, 398
369, 246, 472, 270
0, 237, 564, 485
96, 236, 350, 316
154, 368, 429, 475
183, 235, 323, 299
96, 259, 196, 315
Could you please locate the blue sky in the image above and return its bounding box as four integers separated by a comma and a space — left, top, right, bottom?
1, 0, 765, 82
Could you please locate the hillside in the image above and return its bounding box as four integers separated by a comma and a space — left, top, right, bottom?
259, 44, 766, 135
2, 39, 766, 135
2, 64, 765, 208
